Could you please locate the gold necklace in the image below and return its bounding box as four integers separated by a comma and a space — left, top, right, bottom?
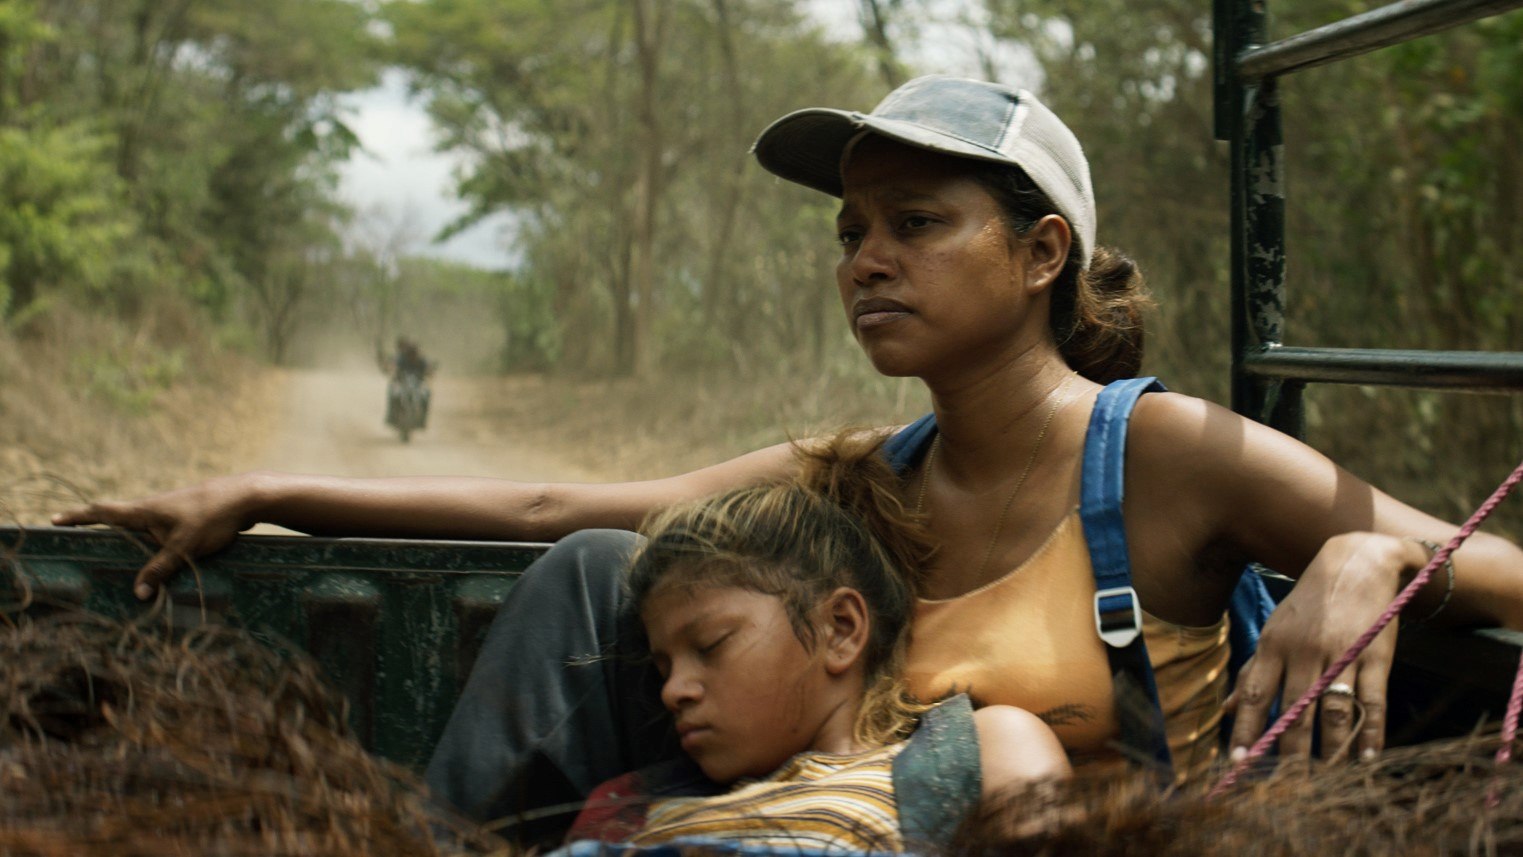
915, 373, 1078, 582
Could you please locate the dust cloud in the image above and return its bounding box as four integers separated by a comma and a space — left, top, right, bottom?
249, 294, 609, 509
253, 366, 602, 482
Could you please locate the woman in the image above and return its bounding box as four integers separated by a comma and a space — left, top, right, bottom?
55, 75, 1523, 838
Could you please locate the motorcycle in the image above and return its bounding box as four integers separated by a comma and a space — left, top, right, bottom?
385, 374, 430, 443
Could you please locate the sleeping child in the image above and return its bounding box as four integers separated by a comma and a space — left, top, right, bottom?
562, 432, 1070, 852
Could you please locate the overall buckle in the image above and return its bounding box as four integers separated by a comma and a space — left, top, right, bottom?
1095, 586, 1142, 648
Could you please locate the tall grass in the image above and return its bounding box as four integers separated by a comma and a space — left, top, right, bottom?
0, 296, 277, 525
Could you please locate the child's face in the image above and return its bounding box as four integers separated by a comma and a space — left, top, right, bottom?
642, 583, 834, 784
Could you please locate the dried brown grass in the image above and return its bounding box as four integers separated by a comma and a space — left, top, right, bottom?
471, 363, 931, 482
955, 736, 1523, 856
0, 297, 280, 525
0, 599, 509, 855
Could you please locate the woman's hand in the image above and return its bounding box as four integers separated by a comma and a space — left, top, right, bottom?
1226, 532, 1429, 762
51, 473, 263, 600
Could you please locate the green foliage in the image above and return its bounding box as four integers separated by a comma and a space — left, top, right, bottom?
0, 1, 52, 119
973, 0, 1522, 532
492, 269, 560, 372
358, 257, 563, 372
0, 125, 139, 316
387, 0, 881, 376
0, 0, 384, 364
390, 256, 561, 372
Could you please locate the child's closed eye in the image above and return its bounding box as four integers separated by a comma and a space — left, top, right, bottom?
697, 630, 733, 656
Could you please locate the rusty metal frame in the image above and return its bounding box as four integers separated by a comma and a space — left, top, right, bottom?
1214, 0, 1523, 435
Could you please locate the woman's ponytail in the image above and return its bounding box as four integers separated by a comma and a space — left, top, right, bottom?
1055, 246, 1151, 385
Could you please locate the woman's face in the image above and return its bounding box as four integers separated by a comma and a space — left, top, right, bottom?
642, 583, 834, 784
834, 138, 1042, 380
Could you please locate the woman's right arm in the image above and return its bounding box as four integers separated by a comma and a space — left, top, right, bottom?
52, 441, 803, 599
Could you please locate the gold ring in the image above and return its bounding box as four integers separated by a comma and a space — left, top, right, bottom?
1324, 681, 1356, 697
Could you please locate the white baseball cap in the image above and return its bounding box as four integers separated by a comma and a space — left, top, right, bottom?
752, 75, 1096, 264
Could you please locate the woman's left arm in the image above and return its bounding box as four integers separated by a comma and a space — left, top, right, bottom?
1127, 393, 1523, 761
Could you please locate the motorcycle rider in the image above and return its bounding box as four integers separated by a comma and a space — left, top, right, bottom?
386, 337, 433, 431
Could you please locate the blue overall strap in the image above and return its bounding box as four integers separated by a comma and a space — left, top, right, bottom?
1080, 376, 1174, 776
883, 413, 938, 476
892, 694, 981, 849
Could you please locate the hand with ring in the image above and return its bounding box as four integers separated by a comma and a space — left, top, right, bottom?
1317, 680, 1363, 761
1227, 533, 1408, 762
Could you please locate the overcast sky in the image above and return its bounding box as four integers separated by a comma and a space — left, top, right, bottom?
337, 69, 516, 270
334, 1, 1035, 272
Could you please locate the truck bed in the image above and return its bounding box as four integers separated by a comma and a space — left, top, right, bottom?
2, 525, 545, 770
4, 525, 1519, 769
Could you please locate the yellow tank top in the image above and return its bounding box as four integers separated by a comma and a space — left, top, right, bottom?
905, 510, 1230, 783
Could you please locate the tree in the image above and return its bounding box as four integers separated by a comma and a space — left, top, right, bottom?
0, 125, 137, 319
0, 0, 382, 357
387, 0, 881, 376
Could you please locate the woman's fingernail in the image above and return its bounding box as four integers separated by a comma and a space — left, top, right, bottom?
1362, 748, 1377, 760
1230, 746, 1247, 763
135, 584, 153, 600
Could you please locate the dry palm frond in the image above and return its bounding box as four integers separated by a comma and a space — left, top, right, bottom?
0, 607, 510, 857
956, 733, 1523, 857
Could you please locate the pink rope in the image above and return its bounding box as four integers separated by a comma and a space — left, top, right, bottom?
1210, 458, 1523, 800
1488, 645, 1523, 808
1499, 639, 1523, 767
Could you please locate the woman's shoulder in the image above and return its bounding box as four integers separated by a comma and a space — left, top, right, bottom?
1119, 387, 1355, 552
1125, 388, 1331, 474
1116, 391, 1280, 526
1125, 390, 1290, 474
1128, 388, 1221, 428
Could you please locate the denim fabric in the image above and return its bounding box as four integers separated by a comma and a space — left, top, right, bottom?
424, 529, 679, 845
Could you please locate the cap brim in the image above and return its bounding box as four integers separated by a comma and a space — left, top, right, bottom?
752, 108, 1019, 198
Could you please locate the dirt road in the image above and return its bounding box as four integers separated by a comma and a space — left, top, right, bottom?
252, 368, 603, 507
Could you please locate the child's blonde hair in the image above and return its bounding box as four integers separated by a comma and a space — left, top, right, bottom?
628, 431, 935, 745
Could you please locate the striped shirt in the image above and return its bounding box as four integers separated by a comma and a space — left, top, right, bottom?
627, 742, 906, 851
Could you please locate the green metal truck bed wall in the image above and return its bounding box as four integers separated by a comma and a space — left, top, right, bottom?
6, 525, 1521, 771
1, 525, 549, 771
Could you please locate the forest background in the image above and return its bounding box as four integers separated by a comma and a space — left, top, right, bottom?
0, 0, 1518, 537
